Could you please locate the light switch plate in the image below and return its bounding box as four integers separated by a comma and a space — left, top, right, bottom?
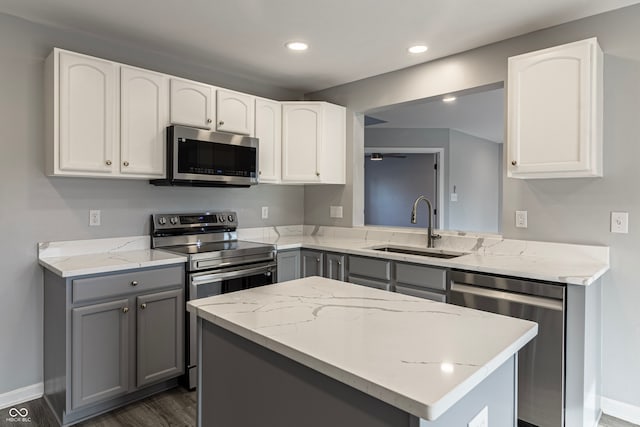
89, 210, 101, 226
330, 206, 343, 218
611, 212, 628, 233
515, 210, 527, 228
450, 193, 458, 202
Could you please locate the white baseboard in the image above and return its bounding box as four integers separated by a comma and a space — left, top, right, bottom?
0, 383, 44, 410
602, 397, 640, 425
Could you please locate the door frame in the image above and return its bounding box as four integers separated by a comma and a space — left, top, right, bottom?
364, 147, 445, 229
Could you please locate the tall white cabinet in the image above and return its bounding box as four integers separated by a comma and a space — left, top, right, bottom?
507, 38, 603, 179
255, 98, 282, 183
281, 102, 346, 184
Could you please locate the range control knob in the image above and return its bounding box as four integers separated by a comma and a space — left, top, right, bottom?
170, 217, 179, 225
158, 217, 167, 225
218, 215, 225, 222
228, 215, 234, 222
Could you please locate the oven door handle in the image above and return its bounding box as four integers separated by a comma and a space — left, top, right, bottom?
191, 264, 275, 286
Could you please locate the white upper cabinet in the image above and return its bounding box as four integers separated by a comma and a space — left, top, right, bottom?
54, 50, 117, 175
255, 98, 281, 183
216, 89, 254, 135
120, 66, 168, 177
507, 38, 603, 179
169, 79, 214, 130
282, 102, 346, 184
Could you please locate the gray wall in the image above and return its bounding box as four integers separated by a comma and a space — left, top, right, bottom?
0, 13, 304, 396
306, 4, 640, 408
364, 154, 436, 228
448, 130, 501, 233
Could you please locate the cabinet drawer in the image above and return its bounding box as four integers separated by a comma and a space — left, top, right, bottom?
396, 263, 446, 291
348, 275, 390, 291
348, 256, 391, 280
395, 284, 446, 303
73, 265, 184, 304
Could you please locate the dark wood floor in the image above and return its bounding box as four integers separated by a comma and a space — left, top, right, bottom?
1, 387, 637, 427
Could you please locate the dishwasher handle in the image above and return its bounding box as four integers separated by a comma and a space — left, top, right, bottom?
451, 283, 564, 311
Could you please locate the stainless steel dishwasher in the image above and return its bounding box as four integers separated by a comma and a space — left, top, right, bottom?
449, 271, 566, 427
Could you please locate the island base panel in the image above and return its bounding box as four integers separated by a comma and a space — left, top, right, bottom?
199, 320, 517, 427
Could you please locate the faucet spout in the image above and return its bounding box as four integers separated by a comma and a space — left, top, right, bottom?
410, 195, 440, 248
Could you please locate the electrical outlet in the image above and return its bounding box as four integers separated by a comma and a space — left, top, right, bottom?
515, 210, 528, 228
330, 206, 343, 218
468, 406, 488, 427
89, 210, 101, 226
611, 212, 628, 234
261, 206, 269, 220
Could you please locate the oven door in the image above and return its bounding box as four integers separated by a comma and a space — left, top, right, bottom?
186, 261, 277, 389
171, 125, 259, 186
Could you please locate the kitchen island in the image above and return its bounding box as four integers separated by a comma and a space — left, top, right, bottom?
187, 276, 537, 427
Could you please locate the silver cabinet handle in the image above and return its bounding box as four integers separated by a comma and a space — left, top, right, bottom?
123, 161, 129, 167
140, 303, 147, 310
207, 118, 212, 124
106, 160, 112, 166
122, 307, 129, 313
130, 280, 138, 286
511, 160, 517, 166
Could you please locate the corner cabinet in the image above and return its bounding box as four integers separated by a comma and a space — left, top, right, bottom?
46, 48, 168, 179
507, 38, 603, 179
282, 102, 346, 184
44, 264, 185, 426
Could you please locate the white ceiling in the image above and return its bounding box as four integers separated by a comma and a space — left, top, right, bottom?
366, 88, 505, 143
1, 0, 639, 92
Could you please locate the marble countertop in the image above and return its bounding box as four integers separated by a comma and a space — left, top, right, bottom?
187, 276, 538, 420
239, 227, 609, 286
38, 236, 187, 277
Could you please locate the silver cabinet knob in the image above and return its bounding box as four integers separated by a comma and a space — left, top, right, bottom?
207, 118, 212, 124
123, 161, 129, 167
511, 160, 517, 166
337, 262, 342, 266
130, 280, 138, 286
316, 172, 320, 177
259, 171, 262, 175
122, 307, 129, 313
106, 160, 112, 166
219, 120, 224, 126
140, 303, 147, 310
316, 258, 320, 262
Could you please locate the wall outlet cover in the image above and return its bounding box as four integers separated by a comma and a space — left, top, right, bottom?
515, 210, 528, 228
261, 206, 269, 219
89, 210, 101, 226
611, 212, 629, 234
330, 206, 343, 218
450, 193, 458, 202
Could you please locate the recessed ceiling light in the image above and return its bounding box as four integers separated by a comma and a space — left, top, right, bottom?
286, 41, 309, 51
408, 45, 428, 54
443, 96, 457, 103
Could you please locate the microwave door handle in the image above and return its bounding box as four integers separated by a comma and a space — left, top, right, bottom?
191, 265, 274, 286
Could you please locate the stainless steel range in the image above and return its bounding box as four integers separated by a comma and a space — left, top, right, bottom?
151, 211, 277, 389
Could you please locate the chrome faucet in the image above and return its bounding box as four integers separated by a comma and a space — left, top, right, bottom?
410, 195, 441, 248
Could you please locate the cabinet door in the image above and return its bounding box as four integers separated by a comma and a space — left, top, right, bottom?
395, 284, 446, 303
59, 51, 116, 174
507, 38, 602, 178
277, 250, 300, 282
136, 289, 184, 388
170, 79, 214, 129
255, 98, 282, 182
216, 89, 254, 135
317, 103, 346, 184
120, 66, 168, 177
325, 253, 345, 281
282, 103, 322, 182
71, 299, 129, 409
301, 250, 323, 277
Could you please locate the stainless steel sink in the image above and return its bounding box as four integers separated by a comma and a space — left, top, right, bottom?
371, 245, 467, 259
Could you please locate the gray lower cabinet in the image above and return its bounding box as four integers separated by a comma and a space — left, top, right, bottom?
394, 262, 448, 302
71, 299, 129, 409
44, 264, 185, 426
325, 253, 345, 281
276, 249, 300, 282
347, 256, 392, 291
301, 249, 324, 277
136, 289, 184, 387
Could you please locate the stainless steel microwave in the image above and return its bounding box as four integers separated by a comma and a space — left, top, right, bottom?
151, 125, 259, 187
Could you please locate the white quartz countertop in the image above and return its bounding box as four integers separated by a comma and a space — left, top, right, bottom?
187, 277, 538, 421
38, 236, 187, 277
241, 230, 609, 286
